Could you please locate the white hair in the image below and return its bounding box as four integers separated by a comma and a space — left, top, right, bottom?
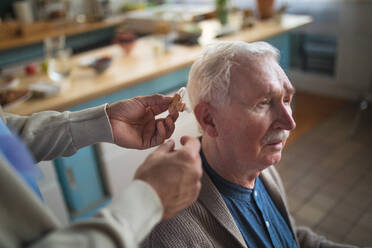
187, 41, 279, 109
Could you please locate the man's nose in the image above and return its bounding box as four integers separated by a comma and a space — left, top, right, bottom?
274, 104, 296, 131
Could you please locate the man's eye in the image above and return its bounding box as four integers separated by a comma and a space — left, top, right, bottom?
259, 99, 270, 106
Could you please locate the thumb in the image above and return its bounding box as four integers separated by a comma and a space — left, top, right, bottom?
156, 139, 175, 153
142, 107, 155, 122
180, 136, 201, 157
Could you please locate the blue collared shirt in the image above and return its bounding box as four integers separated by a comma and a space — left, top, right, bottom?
202, 150, 297, 248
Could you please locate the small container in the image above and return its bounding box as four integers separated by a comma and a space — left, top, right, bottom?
79, 56, 113, 74
13, 1, 34, 24
256, 0, 275, 20
0, 75, 19, 91
29, 82, 61, 98
90, 56, 112, 74
113, 32, 137, 54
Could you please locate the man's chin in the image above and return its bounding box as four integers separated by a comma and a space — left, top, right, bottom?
263, 153, 282, 166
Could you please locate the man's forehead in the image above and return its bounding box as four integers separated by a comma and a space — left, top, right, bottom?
230, 68, 294, 101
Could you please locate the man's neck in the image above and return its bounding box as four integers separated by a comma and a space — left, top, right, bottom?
202, 136, 261, 189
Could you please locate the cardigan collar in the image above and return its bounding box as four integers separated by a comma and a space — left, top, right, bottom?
199, 170, 247, 247
198, 147, 298, 247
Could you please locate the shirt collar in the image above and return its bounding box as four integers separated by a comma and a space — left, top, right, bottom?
200, 148, 261, 201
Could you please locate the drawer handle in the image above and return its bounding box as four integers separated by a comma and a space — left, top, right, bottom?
66, 168, 76, 188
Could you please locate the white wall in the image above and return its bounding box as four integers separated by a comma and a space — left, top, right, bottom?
37, 161, 70, 226
286, 0, 372, 99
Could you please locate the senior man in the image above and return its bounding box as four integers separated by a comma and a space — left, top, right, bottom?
142, 41, 357, 248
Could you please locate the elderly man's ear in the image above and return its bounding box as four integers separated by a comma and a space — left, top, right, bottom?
194, 101, 218, 137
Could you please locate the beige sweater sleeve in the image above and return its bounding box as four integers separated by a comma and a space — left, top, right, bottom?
29, 180, 163, 248
4, 105, 114, 162
295, 225, 358, 248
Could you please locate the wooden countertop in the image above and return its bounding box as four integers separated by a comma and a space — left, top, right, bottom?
0, 16, 125, 51
6, 14, 312, 115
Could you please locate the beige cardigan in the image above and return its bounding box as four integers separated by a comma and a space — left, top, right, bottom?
142, 163, 357, 248
0, 106, 163, 248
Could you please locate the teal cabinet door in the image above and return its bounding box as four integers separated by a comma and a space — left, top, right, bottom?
266, 34, 291, 72
54, 145, 108, 220
0, 28, 115, 68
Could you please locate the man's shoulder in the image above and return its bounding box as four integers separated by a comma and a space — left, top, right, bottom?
158, 200, 206, 228
141, 200, 213, 247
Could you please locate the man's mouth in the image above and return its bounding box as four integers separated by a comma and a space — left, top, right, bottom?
266, 140, 284, 147
267, 140, 282, 145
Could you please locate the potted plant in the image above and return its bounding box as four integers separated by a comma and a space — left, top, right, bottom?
216, 0, 228, 25
256, 0, 275, 20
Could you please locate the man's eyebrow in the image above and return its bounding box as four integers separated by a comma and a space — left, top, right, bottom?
256, 90, 273, 99
254, 85, 295, 99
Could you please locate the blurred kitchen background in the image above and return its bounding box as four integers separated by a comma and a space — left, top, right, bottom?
0, 0, 371, 246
